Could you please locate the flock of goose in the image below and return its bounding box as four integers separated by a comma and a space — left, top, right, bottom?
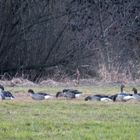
0, 84, 140, 102
85, 85, 140, 102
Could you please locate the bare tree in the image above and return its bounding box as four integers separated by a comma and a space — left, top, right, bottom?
0, 0, 139, 81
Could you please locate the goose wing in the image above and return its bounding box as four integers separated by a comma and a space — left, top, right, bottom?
63, 89, 82, 94
3, 91, 14, 98
31, 93, 45, 100
38, 92, 49, 96
64, 92, 75, 99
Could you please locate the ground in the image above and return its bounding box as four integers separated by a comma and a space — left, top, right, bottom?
0, 84, 140, 140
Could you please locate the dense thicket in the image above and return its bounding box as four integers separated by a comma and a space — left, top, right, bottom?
0, 0, 139, 81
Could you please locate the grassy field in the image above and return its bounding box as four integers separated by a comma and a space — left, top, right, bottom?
0, 85, 140, 140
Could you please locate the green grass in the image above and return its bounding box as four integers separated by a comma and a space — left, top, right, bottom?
0, 85, 140, 140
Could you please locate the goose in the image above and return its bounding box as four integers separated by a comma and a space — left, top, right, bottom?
62, 89, 82, 98
56, 91, 75, 99
111, 84, 134, 102
85, 85, 127, 102
85, 94, 112, 102
56, 89, 82, 99
0, 85, 14, 100
28, 89, 53, 100
132, 88, 140, 101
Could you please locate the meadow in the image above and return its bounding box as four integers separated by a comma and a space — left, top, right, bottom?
0, 85, 140, 140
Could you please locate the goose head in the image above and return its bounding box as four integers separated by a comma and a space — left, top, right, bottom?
85, 96, 92, 101
56, 92, 62, 97
28, 89, 35, 95
132, 88, 137, 94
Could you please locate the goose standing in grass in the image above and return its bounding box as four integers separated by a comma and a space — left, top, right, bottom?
132, 88, 140, 101
28, 89, 53, 100
0, 85, 14, 100
110, 84, 134, 102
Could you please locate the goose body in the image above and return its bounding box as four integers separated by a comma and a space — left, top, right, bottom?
28, 89, 52, 100
116, 93, 129, 101
36, 92, 53, 99
30, 93, 45, 100
63, 89, 82, 98
133, 94, 140, 101
56, 91, 75, 99
56, 89, 82, 99
123, 95, 135, 101
85, 95, 112, 102
0, 85, 14, 100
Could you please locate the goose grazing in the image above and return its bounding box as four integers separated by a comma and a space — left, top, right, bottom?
0, 85, 14, 100
132, 88, 140, 101
85, 95, 112, 102
110, 84, 134, 102
28, 89, 53, 100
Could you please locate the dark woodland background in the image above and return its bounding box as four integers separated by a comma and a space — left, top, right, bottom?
0, 0, 139, 82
